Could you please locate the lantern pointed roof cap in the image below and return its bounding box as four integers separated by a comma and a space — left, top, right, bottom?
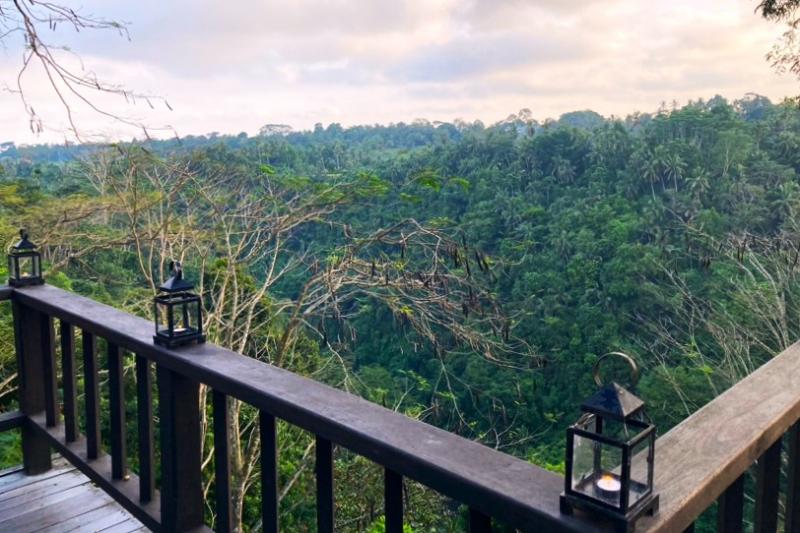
12, 229, 36, 250
581, 382, 644, 420
159, 260, 195, 293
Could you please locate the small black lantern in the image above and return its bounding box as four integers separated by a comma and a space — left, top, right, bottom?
153, 260, 205, 348
561, 352, 659, 532
8, 229, 43, 287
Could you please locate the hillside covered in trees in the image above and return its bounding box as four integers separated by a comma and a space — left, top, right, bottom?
0, 94, 798, 530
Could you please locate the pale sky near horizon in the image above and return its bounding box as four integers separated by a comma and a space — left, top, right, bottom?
0, 0, 798, 144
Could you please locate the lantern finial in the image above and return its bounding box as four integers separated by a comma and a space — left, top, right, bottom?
169, 260, 183, 280
583, 352, 645, 420
12, 228, 36, 250
158, 259, 194, 293
593, 351, 640, 388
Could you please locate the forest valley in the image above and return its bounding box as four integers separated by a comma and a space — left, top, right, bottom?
0, 94, 797, 531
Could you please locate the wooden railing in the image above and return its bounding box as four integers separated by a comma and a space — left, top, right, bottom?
0, 282, 799, 532
636, 340, 800, 533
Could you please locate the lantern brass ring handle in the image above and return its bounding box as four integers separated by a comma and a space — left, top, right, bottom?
593, 351, 640, 388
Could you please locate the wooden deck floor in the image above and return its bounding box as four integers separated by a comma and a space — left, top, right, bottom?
0, 458, 147, 533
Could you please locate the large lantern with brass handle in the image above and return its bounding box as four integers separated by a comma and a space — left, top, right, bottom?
561, 352, 659, 532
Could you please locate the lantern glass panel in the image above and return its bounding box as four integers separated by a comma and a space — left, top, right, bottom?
174, 298, 200, 336
16, 255, 38, 279
155, 299, 172, 336
628, 433, 652, 507
28, 255, 40, 278
8, 252, 42, 285
571, 432, 624, 509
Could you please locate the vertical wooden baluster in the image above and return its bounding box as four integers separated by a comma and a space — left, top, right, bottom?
40, 313, 57, 427
135, 355, 154, 503
787, 423, 800, 533
384, 468, 403, 533
717, 475, 744, 533
82, 329, 100, 460
468, 508, 492, 533
260, 411, 279, 533
60, 320, 77, 442
213, 390, 232, 533
316, 436, 334, 533
157, 365, 203, 530
13, 302, 51, 473
108, 342, 127, 479
754, 438, 782, 533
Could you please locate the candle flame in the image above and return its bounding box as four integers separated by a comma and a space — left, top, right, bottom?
601, 474, 615, 482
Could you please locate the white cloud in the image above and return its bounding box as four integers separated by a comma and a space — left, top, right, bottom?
0, 0, 797, 143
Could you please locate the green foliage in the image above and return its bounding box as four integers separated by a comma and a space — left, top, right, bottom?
366, 516, 415, 533
0, 94, 797, 529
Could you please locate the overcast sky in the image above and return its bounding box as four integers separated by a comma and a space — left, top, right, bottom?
1, 0, 797, 144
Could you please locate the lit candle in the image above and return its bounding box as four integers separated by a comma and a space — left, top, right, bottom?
596, 473, 621, 499
173, 327, 188, 334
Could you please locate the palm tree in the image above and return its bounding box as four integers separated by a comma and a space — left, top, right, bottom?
688, 168, 711, 203
552, 155, 576, 185
664, 152, 686, 192
641, 155, 659, 201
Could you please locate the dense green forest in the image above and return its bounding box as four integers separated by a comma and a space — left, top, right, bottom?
0, 93, 798, 531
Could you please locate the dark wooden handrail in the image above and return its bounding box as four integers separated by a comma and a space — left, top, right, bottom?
10, 283, 610, 532
0, 410, 24, 431
3, 281, 800, 532
0, 286, 13, 302
638, 341, 800, 532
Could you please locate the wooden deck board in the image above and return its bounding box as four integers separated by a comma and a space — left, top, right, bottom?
0, 469, 87, 507
0, 458, 147, 533
37, 502, 130, 533
0, 457, 71, 494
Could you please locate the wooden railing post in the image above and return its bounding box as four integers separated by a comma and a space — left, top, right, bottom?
213, 390, 232, 533
754, 438, 782, 533
384, 468, 403, 533
135, 355, 155, 504
260, 410, 279, 533
787, 422, 800, 533
158, 365, 203, 531
82, 329, 100, 459
60, 320, 78, 443
469, 508, 492, 533
40, 313, 57, 428
717, 475, 744, 533
316, 436, 334, 533
12, 301, 51, 474
108, 342, 127, 480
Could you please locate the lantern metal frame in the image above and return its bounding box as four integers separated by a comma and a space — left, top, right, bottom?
153, 261, 205, 348
560, 352, 659, 533
7, 229, 43, 287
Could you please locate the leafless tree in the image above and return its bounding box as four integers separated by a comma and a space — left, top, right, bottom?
26, 146, 537, 530
0, 0, 170, 140
636, 222, 800, 422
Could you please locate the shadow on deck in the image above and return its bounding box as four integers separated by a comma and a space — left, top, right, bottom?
0, 457, 146, 533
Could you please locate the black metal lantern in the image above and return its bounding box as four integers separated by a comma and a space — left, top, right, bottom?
561, 352, 659, 532
8, 229, 43, 287
153, 260, 205, 348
